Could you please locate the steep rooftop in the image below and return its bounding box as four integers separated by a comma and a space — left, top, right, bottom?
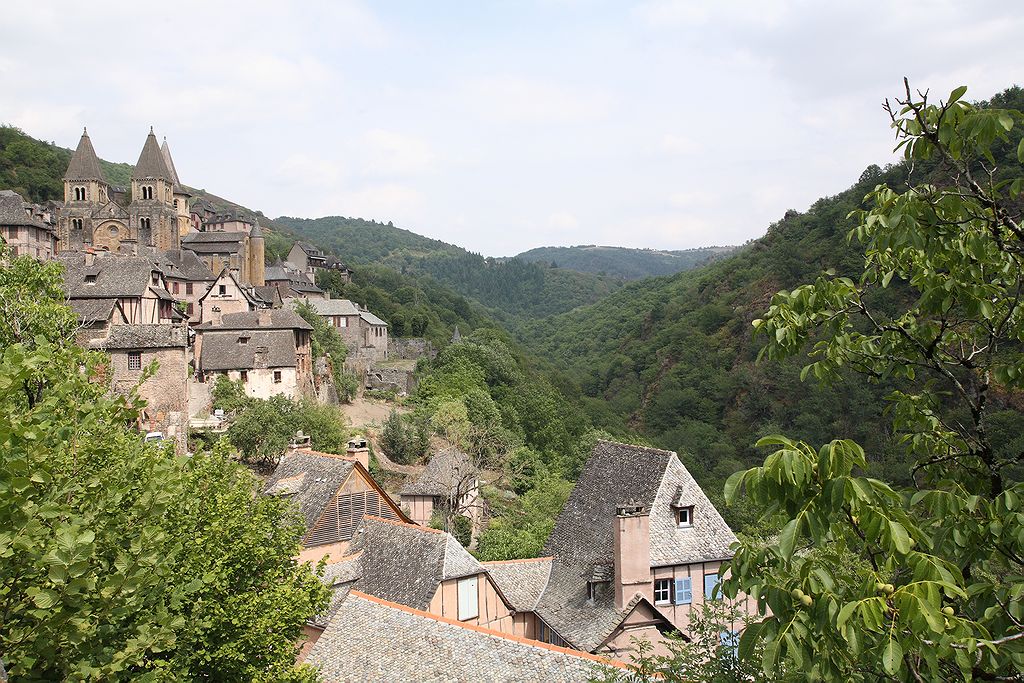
131, 128, 174, 181
63, 128, 106, 182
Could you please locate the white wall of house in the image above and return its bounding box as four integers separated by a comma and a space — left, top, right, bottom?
212, 367, 299, 400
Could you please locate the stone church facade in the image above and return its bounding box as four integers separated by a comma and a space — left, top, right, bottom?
56, 128, 265, 286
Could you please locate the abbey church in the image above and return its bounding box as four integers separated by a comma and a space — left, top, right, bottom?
58, 128, 265, 286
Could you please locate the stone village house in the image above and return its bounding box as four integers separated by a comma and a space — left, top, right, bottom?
400, 446, 482, 530
263, 439, 752, 680
194, 309, 313, 400
0, 189, 57, 260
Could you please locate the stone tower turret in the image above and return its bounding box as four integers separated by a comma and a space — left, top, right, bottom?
161, 137, 193, 239
130, 127, 179, 251
248, 223, 266, 286
60, 128, 110, 251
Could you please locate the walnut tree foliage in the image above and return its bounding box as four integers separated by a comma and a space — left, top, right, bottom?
722, 83, 1024, 680
0, 251, 327, 681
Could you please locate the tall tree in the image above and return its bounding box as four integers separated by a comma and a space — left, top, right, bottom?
723, 83, 1024, 680
0, 250, 327, 681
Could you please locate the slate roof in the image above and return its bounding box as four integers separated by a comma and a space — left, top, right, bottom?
264, 265, 289, 282
0, 190, 47, 228
263, 451, 358, 532
58, 253, 163, 298
289, 297, 360, 316
181, 230, 245, 254
64, 129, 106, 182
482, 558, 554, 612
152, 249, 215, 282
359, 310, 388, 327
531, 440, 737, 651
199, 329, 297, 371
348, 516, 483, 611
295, 241, 325, 258
90, 324, 186, 350
132, 129, 174, 180
159, 138, 182, 188
400, 446, 476, 497
194, 309, 312, 331
69, 298, 115, 324
306, 591, 623, 683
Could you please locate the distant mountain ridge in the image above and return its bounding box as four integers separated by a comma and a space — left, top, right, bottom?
273, 215, 623, 319
515, 244, 736, 280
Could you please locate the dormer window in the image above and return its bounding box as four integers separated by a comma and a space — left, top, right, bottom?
676, 506, 694, 528
238, 335, 250, 345
84, 274, 97, 285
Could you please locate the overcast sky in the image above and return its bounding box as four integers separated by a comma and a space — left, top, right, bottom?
2, 1, 1021, 256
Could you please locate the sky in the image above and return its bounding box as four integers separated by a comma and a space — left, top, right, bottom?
1, 1, 1022, 257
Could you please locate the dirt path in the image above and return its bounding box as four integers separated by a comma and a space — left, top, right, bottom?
340, 396, 409, 429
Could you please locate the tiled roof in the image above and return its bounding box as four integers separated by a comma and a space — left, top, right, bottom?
90, 324, 186, 350
194, 309, 312, 331
349, 516, 482, 611
68, 298, 114, 324
400, 446, 476, 497
482, 557, 554, 612
0, 190, 47, 228
359, 310, 388, 327
306, 591, 624, 682
532, 439, 737, 651
132, 129, 174, 180
64, 129, 106, 182
263, 451, 358, 532
199, 329, 297, 371
58, 253, 163, 298
289, 298, 360, 317
153, 249, 215, 282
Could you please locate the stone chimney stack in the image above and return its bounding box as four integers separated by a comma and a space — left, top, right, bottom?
84, 250, 95, 266
613, 501, 652, 609
210, 305, 222, 326
346, 437, 370, 469
258, 309, 272, 326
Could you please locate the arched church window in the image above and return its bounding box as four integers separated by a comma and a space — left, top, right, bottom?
140, 217, 151, 230
71, 218, 83, 230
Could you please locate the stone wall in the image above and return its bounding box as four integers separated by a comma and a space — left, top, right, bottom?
388, 337, 436, 361
366, 365, 416, 395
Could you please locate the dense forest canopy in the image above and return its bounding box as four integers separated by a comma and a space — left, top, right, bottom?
515, 243, 736, 280
274, 215, 623, 318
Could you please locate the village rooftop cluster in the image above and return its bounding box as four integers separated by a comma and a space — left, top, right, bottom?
0, 130, 756, 681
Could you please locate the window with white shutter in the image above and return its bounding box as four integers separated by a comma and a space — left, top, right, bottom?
457, 576, 479, 620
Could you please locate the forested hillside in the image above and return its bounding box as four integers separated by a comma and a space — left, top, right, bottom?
516, 244, 735, 279
275, 215, 622, 318
520, 86, 1024, 487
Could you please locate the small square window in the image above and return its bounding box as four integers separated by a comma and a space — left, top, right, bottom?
218, 284, 227, 295
172, 281, 180, 294
654, 578, 672, 605
127, 352, 142, 370
676, 506, 694, 528
186, 282, 193, 295
273, 370, 282, 383
240, 370, 248, 382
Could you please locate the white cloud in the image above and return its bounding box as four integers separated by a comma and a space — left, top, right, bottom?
546, 211, 580, 230
360, 129, 435, 176
460, 76, 613, 124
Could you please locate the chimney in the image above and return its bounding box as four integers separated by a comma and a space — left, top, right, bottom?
290, 430, 311, 450
210, 304, 222, 326
258, 309, 272, 326
84, 250, 95, 266
346, 437, 370, 469
613, 501, 652, 609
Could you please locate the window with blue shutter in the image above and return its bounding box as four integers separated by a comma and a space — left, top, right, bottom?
674, 576, 692, 604
704, 573, 720, 600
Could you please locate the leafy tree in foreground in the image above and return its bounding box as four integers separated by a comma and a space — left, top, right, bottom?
0, 253, 327, 681
723, 83, 1024, 680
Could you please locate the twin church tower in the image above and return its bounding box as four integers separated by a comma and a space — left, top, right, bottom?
58, 127, 265, 285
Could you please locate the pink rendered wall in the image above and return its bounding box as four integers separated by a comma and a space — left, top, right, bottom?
427, 573, 516, 635
650, 561, 756, 637
614, 511, 652, 608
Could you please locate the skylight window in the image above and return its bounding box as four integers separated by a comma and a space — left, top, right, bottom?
676, 506, 694, 528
